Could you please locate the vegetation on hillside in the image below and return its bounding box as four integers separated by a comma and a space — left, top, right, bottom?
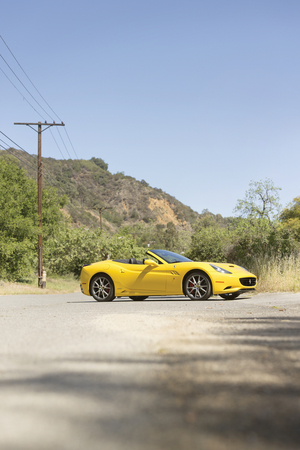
1, 149, 199, 230
1, 150, 300, 292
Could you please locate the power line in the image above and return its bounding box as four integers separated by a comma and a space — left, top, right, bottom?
0, 131, 65, 187
0, 35, 62, 123
0, 142, 38, 174
0, 35, 79, 160
1, 127, 85, 228
0, 63, 68, 159
50, 128, 67, 160
14, 121, 65, 288
0, 140, 97, 235
0, 140, 75, 206
0, 66, 44, 118
0, 130, 37, 164
0, 52, 52, 121
64, 128, 79, 159
57, 127, 72, 159
0, 64, 67, 159
1, 130, 69, 199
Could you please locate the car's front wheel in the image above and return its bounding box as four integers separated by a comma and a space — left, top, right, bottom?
184, 271, 212, 300
90, 274, 115, 302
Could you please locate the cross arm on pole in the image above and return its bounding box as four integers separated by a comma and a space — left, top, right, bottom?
14, 122, 65, 132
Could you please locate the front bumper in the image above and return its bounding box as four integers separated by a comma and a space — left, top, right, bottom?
80, 281, 90, 296
211, 273, 257, 295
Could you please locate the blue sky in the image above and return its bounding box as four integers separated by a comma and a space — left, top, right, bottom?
1, 0, 300, 217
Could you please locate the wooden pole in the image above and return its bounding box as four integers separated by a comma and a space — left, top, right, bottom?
14, 121, 65, 287
38, 122, 43, 287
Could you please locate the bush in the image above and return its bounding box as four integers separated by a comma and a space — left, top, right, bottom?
44, 227, 145, 277
187, 227, 231, 262
228, 218, 300, 267
0, 239, 36, 281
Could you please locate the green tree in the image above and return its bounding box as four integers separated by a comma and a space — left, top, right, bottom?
187, 227, 231, 262
0, 161, 38, 279
280, 197, 300, 240
163, 222, 179, 251
90, 157, 108, 171
0, 160, 67, 280
234, 178, 282, 223
228, 217, 300, 267
42, 187, 68, 239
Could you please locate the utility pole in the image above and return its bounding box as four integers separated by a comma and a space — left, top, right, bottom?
14, 121, 65, 288
93, 206, 112, 230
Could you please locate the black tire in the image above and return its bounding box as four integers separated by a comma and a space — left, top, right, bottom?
90, 274, 115, 302
219, 293, 240, 300
184, 271, 212, 300
129, 296, 148, 301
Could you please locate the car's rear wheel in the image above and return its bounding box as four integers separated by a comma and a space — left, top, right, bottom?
90, 274, 115, 302
129, 296, 148, 301
184, 271, 212, 300
219, 293, 240, 300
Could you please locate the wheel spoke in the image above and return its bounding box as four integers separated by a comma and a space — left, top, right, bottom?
186, 273, 211, 300
91, 276, 113, 301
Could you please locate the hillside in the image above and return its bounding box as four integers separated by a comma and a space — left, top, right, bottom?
0, 149, 200, 231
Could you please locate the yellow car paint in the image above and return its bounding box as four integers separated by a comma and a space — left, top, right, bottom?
80, 249, 257, 301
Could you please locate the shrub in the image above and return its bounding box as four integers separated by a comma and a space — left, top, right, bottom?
187, 227, 231, 262
44, 227, 145, 277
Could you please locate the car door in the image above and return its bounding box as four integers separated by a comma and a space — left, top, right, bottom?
118, 262, 167, 293
165, 264, 183, 294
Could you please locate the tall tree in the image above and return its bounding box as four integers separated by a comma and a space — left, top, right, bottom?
0, 160, 67, 280
234, 178, 282, 223
163, 222, 179, 251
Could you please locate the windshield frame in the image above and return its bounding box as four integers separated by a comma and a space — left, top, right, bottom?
147, 249, 192, 264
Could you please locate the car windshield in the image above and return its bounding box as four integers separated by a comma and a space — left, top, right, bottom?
148, 249, 192, 264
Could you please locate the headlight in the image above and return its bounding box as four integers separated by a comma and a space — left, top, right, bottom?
209, 264, 232, 274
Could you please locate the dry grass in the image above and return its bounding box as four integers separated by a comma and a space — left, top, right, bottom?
0, 275, 80, 296
249, 254, 300, 293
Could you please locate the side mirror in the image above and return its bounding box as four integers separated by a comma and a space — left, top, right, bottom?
144, 259, 159, 267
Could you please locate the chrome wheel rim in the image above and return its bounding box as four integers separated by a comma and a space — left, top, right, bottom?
92, 276, 112, 300
186, 274, 209, 299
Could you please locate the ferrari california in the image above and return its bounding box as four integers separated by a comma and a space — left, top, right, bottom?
80, 249, 257, 302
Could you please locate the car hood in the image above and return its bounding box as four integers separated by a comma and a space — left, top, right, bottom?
199, 262, 253, 275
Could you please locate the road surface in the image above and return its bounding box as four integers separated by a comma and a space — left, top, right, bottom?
1, 292, 300, 450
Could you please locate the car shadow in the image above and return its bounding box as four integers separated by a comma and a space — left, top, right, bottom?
68, 295, 255, 304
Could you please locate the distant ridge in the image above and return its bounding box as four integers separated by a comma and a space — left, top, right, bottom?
0, 149, 200, 231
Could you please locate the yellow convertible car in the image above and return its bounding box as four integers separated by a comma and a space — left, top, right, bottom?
80, 249, 257, 302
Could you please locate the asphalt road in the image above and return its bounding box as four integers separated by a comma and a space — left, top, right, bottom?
1, 292, 300, 450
